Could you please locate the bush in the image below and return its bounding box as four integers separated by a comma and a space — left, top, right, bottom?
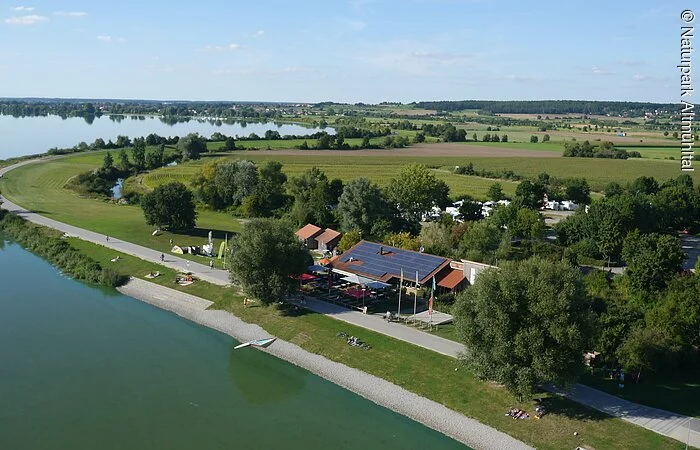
0, 214, 127, 287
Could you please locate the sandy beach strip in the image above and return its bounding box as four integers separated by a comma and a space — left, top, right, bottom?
117, 277, 532, 450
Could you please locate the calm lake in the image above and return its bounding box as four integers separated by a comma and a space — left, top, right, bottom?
0, 114, 329, 160
0, 240, 465, 450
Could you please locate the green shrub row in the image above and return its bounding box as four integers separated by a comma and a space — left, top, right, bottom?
0, 213, 128, 287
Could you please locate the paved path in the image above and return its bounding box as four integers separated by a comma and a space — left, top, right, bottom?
0, 160, 230, 286
2, 158, 698, 448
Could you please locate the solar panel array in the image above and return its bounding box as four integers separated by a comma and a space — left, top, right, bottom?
340, 241, 448, 282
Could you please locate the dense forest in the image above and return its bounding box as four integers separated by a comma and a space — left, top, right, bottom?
413, 100, 678, 116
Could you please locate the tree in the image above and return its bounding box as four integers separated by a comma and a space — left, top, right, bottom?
458, 196, 483, 221
102, 152, 114, 170
617, 326, 672, 374
501, 134, 508, 142
117, 149, 130, 172
288, 167, 334, 228
530, 135, 538, 143
229, 219, 312, 305
222, 136, 237, 151
646, 276, 700, 355
132, 138, 146, 172
115, 135, 132, 147
215, 160, 259, 207
456, 220, 502, 263
191, 160, 223, 209
563, 178, 591, 204
337, 178, 390, 236
338, 229, 362, 252
92, 137, 106, 149
384, 232, 421, 251
622, 230, 685, 294
488, 183, 505, 201
515, 179, 545, 209
542, 134, 550, 142
178, 133, 206, 161
386, 164, 450, 223
629, 176, 659, 196
509, 208, 544, 240
146, 144, 165, 170
453, 257, 595, 400
252, 160, 288, 216
141, 181, 197, 230
604, 182, 624, 198
419, 222, 453, 256
651, 184, 700, 232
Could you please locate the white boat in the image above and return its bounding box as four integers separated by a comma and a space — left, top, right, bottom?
234, 337, 276, 350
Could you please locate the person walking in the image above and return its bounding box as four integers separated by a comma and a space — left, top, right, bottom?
106, 236, 110, 243
209, 260, 214, 270
160, 253, 164, 262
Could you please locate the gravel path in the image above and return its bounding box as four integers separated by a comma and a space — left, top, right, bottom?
118, 277, 533, 450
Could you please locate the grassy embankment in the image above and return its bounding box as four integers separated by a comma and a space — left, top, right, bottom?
62, 237, 686, 450
0, 153, 242, 265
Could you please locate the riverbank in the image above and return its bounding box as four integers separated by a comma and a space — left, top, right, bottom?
2, 158, 691, 449
117, 277, 531, 450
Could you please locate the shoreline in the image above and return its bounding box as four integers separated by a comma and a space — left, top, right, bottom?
117, 277, 532, 450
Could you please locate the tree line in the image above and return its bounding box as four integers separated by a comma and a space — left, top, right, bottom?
413, 100, 678, 116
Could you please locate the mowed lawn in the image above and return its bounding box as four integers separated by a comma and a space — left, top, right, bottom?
0, 153, 242, 255
143, 153, 520, 200
64, 237, 685, 450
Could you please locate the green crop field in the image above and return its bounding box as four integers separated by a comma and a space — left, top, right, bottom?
142, 150, 697, 194
141, 153, 520, 200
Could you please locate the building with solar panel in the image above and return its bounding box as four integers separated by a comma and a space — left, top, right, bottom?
329, 240, 496, 293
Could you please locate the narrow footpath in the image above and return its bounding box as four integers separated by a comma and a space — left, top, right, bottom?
1, 159, 698, 448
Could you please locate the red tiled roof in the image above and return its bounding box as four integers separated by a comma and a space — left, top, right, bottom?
437, 269, 466, 289
316, 228, 341, 244
295, 224, 322, 240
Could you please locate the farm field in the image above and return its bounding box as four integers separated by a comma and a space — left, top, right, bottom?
145, 147, 697, 194
143, 153, 520, 200
0, 153, 242, 255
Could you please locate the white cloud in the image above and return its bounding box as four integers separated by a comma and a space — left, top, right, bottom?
96, 35, 126, 43
632, 74, 649, 81
11, 6, 35, 12
498, 74, 538, 82
590, 66, 614, 75
252, 30, 265, 38
199, 43, 243, 52
54, 11, 88, 17
5, 14, 48, 25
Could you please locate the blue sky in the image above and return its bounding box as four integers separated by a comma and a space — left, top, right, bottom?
0, 1, 691, 103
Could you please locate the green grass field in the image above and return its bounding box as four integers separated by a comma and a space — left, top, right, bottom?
62, 237, 684, 450
0, 153, 242, 256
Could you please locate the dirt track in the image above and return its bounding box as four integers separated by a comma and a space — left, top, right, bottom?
242, 143, 560, 158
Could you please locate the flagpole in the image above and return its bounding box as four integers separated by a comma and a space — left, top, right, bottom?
413, 270, 418, 324
397, 268, 403, 319
223, 233, 227, 270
